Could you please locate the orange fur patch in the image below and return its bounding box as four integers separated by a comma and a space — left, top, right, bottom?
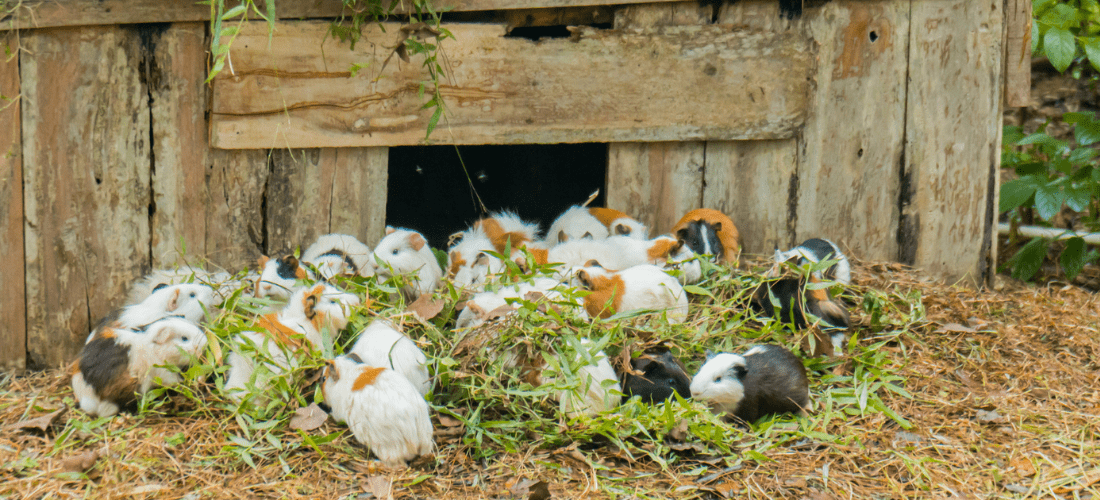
475, 218, 505, 244
295, 266, 308, 280
409, 233, 426, 251
582, 274, 625, 319
352, 366, 387, 390
448, 252, 467, 277
645, 238, 678, 264
588, 207, 630, 227
671, 208, 741, 264
528, 247, 548, 266
255, 314, 305, 350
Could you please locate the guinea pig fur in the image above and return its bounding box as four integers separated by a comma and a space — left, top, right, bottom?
452, 251, 509, 292
608, 216, 649, 240
773, 238, 851, 285
547, 206, 611, 244
671, 209, 741, 264
750, 275, 850, 354
473, 211, 541, 254
255, 254, 312, 300
447, 226, 495, 277
621, 347, 692, 403
575, 264, 689, 324
689, 345, 809, 423
371, 227, 442, 300
73, 317, 208, 417
347, 319, 431, 396
125, 266, 233, 305
86, 283, 216, 344
321, 355, 434, 467
303, 233, 374, 279
455, 278, 585, 329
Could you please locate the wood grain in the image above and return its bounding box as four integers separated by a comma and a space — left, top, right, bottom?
1, 0, 682, 30
1003, 0, 1032, 107
607, 142, 705, 235
902, 0, 1003, 282
21, 26, 151, 368
0, 33, 25, 370
150, 23, 212, 268
209, 21, 813, 148
205, 149, 270, 270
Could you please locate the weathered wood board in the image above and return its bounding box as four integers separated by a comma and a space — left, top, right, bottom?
701, 140, 799, 254
21, 27, 152, 368
1004, 0, 1031, 107
902, 0, 1003, 282
607, 142, 704, 234
1, 0, 681, 31
205, 149, 270, 271
210, 21, 814, 148
150, 23, 213, 268
0, 33, 25, 370
266, 148, 389, 255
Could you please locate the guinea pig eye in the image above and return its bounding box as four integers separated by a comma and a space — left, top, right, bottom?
392, 248, 399, 255
180, 336, 189, 342
714, 375, 722, 383
189, 292, 197, 298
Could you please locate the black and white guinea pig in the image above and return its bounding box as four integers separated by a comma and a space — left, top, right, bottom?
689, 344, 809, 424
72, 317, 208, 417
750, 274, 850, 354
774, 238, 851, 285
302, 233, 374, 279
620, 345, 692, 404
86, 283, 216, 344
255, 254, 312, 300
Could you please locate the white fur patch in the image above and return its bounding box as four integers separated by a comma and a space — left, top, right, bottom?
690, 353, 747, 415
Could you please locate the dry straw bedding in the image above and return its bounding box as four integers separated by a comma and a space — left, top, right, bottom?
1, 260, 1099, 499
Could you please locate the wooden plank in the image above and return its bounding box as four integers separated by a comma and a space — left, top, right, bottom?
607, 142, 704, 235
1, 0, 686, 31
209, 21, 814, 148
205, 149, 270, 270
0, 33, 25, 371
701, 140, 799, 255
902, 0, 1003, 282
21, 26, 151, 368
1003, 0, 1031, 107
266, 148, 389, 254
150, 23, 211, 268
614, 1, 712, 28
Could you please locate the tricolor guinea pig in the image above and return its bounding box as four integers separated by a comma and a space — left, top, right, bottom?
302, 233, 374, 279
575, 263, 689, 324
347, 319, 431, 396
750, 274, 850, 355
774, 238, 851, 285
620, 345, 692, 404
321, 355, 434, 468
86, 283, 216, 344
255, 254, 312, 300
72, 317, 208, 417
671, 208, 741, 264
472, 211, 541, 254
370, 227, 442, 300
689, 344, 809, 423
588, 207, 648, 240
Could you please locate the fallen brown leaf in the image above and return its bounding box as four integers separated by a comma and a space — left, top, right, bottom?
289, 403, 328, 431
935, 322, 977, 334
7, 407, 66, 433
509, 478, 551, 500
408, 294, 445, 321
1010, 455, 1036, 477
361, 475, 393, 500
61, 450, 100, 473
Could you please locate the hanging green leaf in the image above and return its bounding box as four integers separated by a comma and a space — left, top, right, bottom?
1044, 27, 1077, 72
1034, 182, 1066, 221
1083, 37, 1100, 72
1007, 237, 1050, 281
999, 176, 1042, 213
1060, 236, 1087, 280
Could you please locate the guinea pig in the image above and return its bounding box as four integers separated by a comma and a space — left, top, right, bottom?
86, 283, 216, 344
750, 274, 850, 354
255, 254, 312, 300
302, 233, 374, 279
125, 266, 233, 305
455, 277, 585, 329
347, 319, 431, 396
473, 211, 541, 254
604, 235, 702, 284
575, 264, 689, 324
371, 227, 442, 300
224, 283, 361, 400
547, 205, 611, 244
447, 226, 495, 278
671, 209, 741, 264
620, 346, 692, 404
543, 338, 622, 418
72, 317, 208, 417
452, 251, 509, 292
321, 355, 434, 468
689, 344, 809, 424
774, 238, 851, 285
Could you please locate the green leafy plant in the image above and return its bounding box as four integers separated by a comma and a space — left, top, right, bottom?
1033, 0, 1100, 73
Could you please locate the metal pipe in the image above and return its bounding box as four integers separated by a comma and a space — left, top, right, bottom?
997, 223, 1100, 245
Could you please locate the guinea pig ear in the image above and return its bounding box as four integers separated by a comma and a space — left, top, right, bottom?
712, 221, 723, 232
557, 230, 568, 244
474, 252, 491, 267
732, 364, 748, 379
148, 322, 176, 345
576, 270, 593, 290
675, 227, 691, 241
615, 223, 630, 235
151, 283, 169, 293
323, 359, 339, 382
408, 233, 426, 251
631, 355, 655, 372
385, 226, 397, 235
346, 353, 364, 364
584, 259, 602, 268
257, 255, 270, 268
581, 231, 593, 239
467, 302, 486, 319
165, 289, 182, 312
303, 286, 323, 319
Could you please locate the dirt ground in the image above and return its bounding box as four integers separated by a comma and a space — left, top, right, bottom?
2, 258, 1098, 500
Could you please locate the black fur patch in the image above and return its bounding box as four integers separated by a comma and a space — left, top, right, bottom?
319, 249, 358, 275
622, 350, 692, 403
152, 283, 169, 293
79, 334, 134, 404
734, 344, 808, 422
275, 255, 301, 280
798, 238, 839, 261
678, 220, 724, 261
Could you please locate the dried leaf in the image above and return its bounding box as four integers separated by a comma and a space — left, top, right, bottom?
361, 475, 393, 500
509, 479, 550, 500
1011, 455, 1036, 477
976, 409, 1006, 424
668, 420, 690, 441
667, 441, 707, 453
935, 322, 977, 334
487, 305, 514, 320
61, 450, 100, 473
714, 481, 739, 498
7, 408, 66, 433
289, 404, 328, 431
408, 294, 445, 321
130, 484, 167, 495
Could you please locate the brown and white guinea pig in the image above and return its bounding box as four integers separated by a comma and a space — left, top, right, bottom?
689, 344, 809, 424
749, 274, 851, 354
321, 355, 434, 468
347, 319, 431, 396
72, 317, 208, 417
302, 233, 374, 279
125, 266, 234, 305
542, 338, 622, 418
455, 278, 584, 329
620, 345, 692, 404
472, 210, 541, 254
774, 238, 851, 286
605, 235, 702, 285
547, 205, 611, 243
223, 283, 361, 400
671, 208, 741, 265
575, 263, 689, 324
589, 207, 649, 240
370, 227, 442, 300
255, 254, 312, 300
86, 283, 216, 344
452, 251, 510, 292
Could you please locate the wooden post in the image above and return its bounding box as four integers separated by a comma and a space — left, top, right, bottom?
1004, 0, 1032, 107
0, 33, 25, 371
22, 27, 152, 368
902, 0, 1004, 282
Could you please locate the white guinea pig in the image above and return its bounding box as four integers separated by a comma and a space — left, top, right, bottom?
73, 317, 208, 417
690, 345, 809, 423
322, 355, 435, 468
126, 266, 234, 305
255, 254, 313, 300
86, 283, 216, 344
371, 227, 442, 300
547, 206, 611, 244
347, 319, 431, 396
303, 233, 374, 279
575, 264, 689, 324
